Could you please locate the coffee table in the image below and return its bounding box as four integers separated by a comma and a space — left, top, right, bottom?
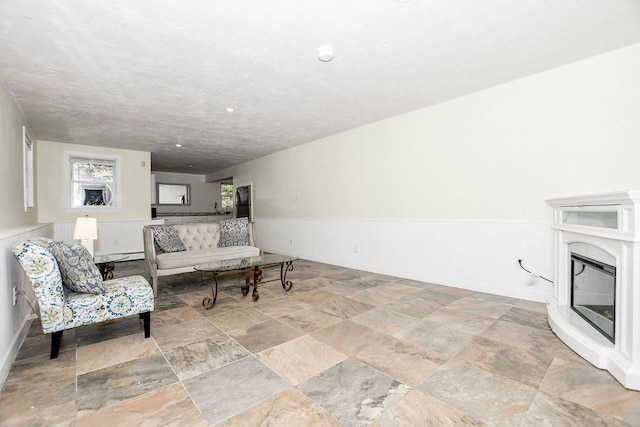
94, 254, 129, 280
194, 254, 297, 309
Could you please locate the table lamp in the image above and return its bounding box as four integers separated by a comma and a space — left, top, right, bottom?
73, 215, 98, 257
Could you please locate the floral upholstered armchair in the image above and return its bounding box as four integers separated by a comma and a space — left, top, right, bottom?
12, 238, 154, 359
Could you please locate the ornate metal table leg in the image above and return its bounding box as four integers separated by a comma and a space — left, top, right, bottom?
202, 272, 219, 310
96, 262, 116, 280
241, 273, 250, 296
280, 260, 294, 291
252, 266, 260, 302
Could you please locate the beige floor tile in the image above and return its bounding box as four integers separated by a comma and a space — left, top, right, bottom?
257, 335, 347, 385
539, 348, 640, 425
480, 318, 561, 357
455, 336, 554, 388
445, 297, 512, 319
278, 307, 343, 333
292, 289, 341, 305
215, 387, 341, 426
418, 359, 537, 425
351, 307, 420, 336
77, 333, 160, 375
312, 320, 382, 356
229, 319, 304, 353
315, 295, 376, 319
425, 307, 497, 335
152, 316, 222, 350
253, 297, 311, 317
372, 389, 484, 426
77, 383, 207, 427
395, 319, 474, 358
151, 305, 205, 328
521, 391, 628, 427
204, 305, 273, 332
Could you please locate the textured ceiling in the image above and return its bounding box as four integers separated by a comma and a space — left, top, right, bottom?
1, 1, 639, 175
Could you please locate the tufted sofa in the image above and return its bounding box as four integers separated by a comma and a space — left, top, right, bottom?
12, 238, 154, 359
143, 221, 260, 296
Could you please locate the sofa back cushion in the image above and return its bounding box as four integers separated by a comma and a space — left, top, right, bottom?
218, 218, 250, 247
174, 223, 222, 250
48, 242, 105, 294
150, 225, 187, 253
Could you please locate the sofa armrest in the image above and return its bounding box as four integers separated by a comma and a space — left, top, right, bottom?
248, 222, 262, 254
142, 226, 158, 268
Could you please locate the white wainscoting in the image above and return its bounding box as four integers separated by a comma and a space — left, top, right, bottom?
255, 218, 555, 302
0, 224, 53, 387
53, 219, 164, 259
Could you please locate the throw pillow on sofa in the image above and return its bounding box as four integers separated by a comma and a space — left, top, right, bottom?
150, 225, 187, 253
218, 217, 249, 247
49, 241, 105, 294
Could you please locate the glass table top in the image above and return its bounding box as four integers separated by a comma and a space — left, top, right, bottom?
194, 254, 297, 273
94, 254, 129, 264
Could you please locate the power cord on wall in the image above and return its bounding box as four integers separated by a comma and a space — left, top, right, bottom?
15, 289, 39, 320
518, 259, 553, 284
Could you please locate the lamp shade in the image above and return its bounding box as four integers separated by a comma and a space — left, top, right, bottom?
73, 215, 97, 240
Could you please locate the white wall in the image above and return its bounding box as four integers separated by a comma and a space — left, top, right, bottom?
208, 43, 640, 302
153, 171, 220, 214
37, 140, 151, 223
0, 79, 49, 387
0, 80, 38, 229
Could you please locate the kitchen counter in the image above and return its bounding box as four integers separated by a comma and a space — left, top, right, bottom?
154, 213, 233, 224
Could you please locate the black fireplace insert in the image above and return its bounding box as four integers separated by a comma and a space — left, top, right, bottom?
571, 253, 616, 343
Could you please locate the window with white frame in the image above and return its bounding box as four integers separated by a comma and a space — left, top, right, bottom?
221, 183, 234, 209
23, 127, 34, 212
66, 153, 120, 209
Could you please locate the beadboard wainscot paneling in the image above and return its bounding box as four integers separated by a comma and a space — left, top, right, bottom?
0, 223, 53, 387
53, 219, 164, 259
255, 218, 554, 302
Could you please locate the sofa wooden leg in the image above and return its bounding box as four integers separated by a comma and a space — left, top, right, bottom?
151, 277, 158, 297
141, 312, 151, 338
50, 331, 63, 359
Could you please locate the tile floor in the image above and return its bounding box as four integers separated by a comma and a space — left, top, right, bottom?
2, 259, 640, 426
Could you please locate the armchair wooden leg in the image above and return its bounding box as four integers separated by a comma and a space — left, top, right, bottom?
141, 312, 150, 338
50, 331, 63, 359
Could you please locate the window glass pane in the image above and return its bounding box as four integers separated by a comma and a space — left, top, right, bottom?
221, 184, 234, 208
72, 161, 114, 182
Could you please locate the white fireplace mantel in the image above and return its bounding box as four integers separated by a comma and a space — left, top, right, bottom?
547, 190, 640, 390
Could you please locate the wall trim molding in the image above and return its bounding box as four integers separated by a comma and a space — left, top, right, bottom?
254, 217, 554, 303
0, 223, 52, 388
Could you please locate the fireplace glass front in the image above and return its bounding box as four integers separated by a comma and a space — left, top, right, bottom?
571, 253, 616, 343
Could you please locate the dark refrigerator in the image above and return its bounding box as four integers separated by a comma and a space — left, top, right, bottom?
235, 185, 251, 221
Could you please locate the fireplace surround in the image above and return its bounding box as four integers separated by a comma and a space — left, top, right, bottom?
547, 191, 640, 390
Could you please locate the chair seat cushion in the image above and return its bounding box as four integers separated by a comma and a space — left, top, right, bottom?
62, 275, 154, 330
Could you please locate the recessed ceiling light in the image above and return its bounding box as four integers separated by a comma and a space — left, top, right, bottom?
225, 107, 235, 113
187, 164, 194, 168
317, 46, 334, 62
175, 144, 182, 147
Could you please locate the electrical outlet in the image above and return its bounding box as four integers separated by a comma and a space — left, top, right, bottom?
516, 258, 522, 269
12, 286, 18, 306
289, 238, 293, 245
354, 245, 360, 253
